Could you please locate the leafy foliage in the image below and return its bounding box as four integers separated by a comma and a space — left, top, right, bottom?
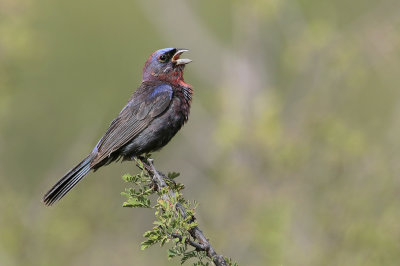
121, 157, 234, 265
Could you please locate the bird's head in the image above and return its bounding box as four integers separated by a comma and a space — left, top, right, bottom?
142, 48, 192, 83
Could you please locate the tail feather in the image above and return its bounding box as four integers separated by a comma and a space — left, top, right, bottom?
43, 155, 93, 206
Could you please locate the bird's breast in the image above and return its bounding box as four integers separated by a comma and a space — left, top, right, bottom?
173, 85, 193, 122
119, 84, 192, 158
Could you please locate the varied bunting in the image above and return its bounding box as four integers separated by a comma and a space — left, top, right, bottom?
43, 48, 193, 205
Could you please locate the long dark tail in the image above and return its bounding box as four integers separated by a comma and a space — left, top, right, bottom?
43, 155, 93, 206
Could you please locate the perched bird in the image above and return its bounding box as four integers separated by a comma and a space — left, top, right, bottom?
43, 48, 193, 206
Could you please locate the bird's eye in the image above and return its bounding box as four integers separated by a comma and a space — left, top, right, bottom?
158, 54, 167, 62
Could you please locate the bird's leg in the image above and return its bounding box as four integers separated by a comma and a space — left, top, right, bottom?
135, 155, 146, 162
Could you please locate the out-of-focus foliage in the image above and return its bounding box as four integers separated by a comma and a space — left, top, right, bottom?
1, 0, 400, 265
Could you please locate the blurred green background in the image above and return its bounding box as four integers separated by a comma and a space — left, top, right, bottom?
1, 0, 400, 265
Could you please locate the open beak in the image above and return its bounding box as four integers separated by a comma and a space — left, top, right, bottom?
172, 49, 192, 65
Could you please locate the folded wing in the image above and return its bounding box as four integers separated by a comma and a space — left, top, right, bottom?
91, 83, 173, 166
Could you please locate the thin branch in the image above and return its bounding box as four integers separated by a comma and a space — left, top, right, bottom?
137, 158, 228, 266
171, 233, 206, 251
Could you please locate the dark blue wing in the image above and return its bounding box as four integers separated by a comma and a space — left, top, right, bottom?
91, 83, 173, 165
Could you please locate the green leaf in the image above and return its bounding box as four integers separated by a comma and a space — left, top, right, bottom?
168, 172, 180, 179
120, 191, 130, 198
135, 158, 144, 169
122, 174, 133, 182
181, 236, 187, 244
123, 197, 150, 208
160, 236, 169, 246
180, 250, 197, 264
140, 239, 155, 250
168, 248, 179, 259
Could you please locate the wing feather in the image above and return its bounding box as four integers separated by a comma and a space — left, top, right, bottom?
91, 83, 173, 166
